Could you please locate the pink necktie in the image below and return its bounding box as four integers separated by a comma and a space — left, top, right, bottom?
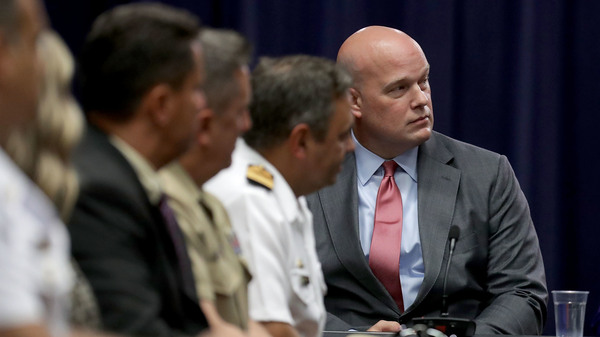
369, 160, 404, 311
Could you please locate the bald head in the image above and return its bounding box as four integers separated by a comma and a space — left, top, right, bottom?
337, 26, 426, 89
336, 26, 433, 158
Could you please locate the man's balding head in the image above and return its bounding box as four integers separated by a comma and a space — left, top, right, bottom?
337, 26, 433, 158
337, 26, 426, 90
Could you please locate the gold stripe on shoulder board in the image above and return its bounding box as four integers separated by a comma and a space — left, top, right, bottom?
247, 165, 274, 190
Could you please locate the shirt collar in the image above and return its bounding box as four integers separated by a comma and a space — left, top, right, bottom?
109, 135, 163, 205
160, 161, 202, 203
352, 131, 419, 185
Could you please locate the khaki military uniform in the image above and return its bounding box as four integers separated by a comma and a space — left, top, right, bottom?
160, 163, 250, 329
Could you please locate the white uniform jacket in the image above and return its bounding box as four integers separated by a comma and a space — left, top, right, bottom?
206, 139, 326, 337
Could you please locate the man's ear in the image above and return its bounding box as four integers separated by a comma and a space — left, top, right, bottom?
143, 84, 175, 127
349, 87, 362, 119
195, 107, 214, 146
288, 123, 311, 159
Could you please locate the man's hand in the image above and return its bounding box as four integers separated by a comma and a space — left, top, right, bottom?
367, 320, 402, 332
200, 300, 247, 337
248, 320, 272, 337
261, 322, 300, 337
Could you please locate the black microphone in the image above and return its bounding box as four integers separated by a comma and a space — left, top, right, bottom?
411, 225, 476, 337
441, 225, 460, 317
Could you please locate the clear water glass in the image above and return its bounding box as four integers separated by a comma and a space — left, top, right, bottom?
552, 290, 589, 337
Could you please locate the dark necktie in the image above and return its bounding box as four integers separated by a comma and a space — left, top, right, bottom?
369, 160, 404, 311
158, 194, 196, 296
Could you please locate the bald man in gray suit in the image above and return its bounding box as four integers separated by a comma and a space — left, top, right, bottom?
306, 26, 547, 335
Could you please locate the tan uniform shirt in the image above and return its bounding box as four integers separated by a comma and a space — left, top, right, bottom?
160, 163, 250, 329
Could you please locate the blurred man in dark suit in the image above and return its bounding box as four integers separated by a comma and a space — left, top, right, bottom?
68, 3, 209, 336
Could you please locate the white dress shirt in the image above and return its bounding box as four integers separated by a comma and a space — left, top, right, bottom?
0, 149, 73, 337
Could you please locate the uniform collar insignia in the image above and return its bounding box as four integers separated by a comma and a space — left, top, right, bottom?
247, 165, 274, 190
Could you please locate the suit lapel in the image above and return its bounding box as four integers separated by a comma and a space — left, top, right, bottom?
318, 153, 400, 314
86, 126, 199, 305
407, 132, 461, 313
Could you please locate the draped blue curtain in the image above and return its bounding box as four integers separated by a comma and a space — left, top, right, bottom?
43, 0, 600, 335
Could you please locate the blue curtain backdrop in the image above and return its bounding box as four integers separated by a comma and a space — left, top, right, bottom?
43, 0, 600, 335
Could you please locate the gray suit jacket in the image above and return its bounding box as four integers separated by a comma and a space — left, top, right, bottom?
306, 131, 547, 335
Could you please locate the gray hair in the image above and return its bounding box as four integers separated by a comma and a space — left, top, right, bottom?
199, 28, 252, 114
243, 55, 352, 150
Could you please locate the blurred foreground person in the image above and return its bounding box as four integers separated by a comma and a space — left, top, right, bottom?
68, 3, 210, 336
0, 1, 113, 337
5, 30, 101, 331
205, 55, 355, 337
0, 1, 73, 336
6, 30, 83, 223
160, 28, 268, 337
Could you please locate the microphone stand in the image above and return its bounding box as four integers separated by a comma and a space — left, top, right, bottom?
440, 228, 456, 317
411, 226, 476, 337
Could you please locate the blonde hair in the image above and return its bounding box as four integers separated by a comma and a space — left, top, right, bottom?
6, 30, 84, 221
